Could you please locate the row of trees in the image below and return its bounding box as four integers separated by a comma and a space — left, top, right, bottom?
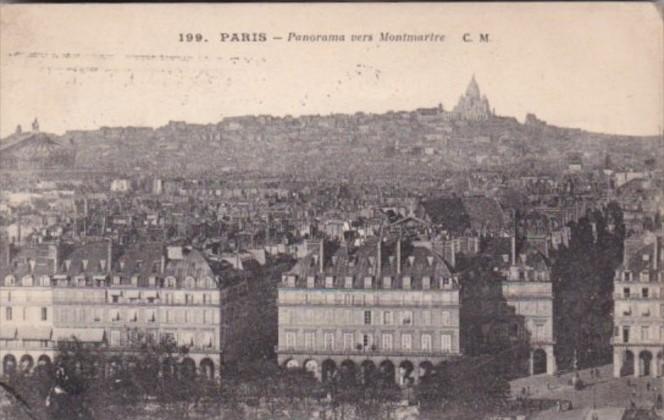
552, 202, 625, 370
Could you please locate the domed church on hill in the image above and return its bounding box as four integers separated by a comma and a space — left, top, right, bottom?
452, 75, 493, 121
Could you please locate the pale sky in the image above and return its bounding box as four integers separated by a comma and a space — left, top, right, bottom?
1, 3, 662, 137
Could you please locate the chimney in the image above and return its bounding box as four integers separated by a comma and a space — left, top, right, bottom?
396, 237, 401, 274
448, 242, 456, 269
654, 237, 659, 271
511, 209, 517, 266
107, 239, 113, 274
319, 240, 324, 273
511, 236, 516, 266
376, 237, 382, 278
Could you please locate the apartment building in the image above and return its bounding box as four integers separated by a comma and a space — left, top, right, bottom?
0, 239, 250, 380
612, 232, 663, 378
277, 236, 461, 385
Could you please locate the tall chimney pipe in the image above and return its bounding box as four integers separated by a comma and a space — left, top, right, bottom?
319, 240, 324, 273
654, 236, 659, 271
107, 238, 113, 274
396, 236, 401, 274
376, 237, 382, 278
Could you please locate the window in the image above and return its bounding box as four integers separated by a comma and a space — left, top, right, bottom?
185, 294, 193, 304
401, 334, 412, 350
403, 276, 411, 290
441, 311, 450, 326
343, 333, 353, 350
383, 311, 392, 325
382, 334, 393, 351
324, 332, 334, 350
325, 276, 333, 288
304, 332, 315, 349
421, 334, 432, 352
383, 277, 391, 289
41, 307, 47, 321
307, 276, 315, 289
364, 310, 372, 325
536, 324, 544, 340
401, 311, 413, 325
286, 332, 296, 349
614, 326, 619, 337
423, 310, 431, 326
642, 288, 649, 298
5, 307, 12, 321
623, 287, 631, 298
344, 277, 353, 289
422, 277, 431, 290
641, 326, 649, 341
363, 334, 370, 348
622, 326, 630, 343
441, 334, 452, 352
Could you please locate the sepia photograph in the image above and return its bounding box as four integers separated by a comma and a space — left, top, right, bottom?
0, 3, 663, 419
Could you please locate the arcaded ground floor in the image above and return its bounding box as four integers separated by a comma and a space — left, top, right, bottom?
612, 346, 664, 378
0, 349, 221, 380
278, 352, 463, 386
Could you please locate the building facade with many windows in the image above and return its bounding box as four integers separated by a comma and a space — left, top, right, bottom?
277, 237, 461, 385
0, 239, 250, 380
612, 232, 664, 378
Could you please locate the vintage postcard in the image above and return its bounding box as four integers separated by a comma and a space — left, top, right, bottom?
0, 3, 662, 420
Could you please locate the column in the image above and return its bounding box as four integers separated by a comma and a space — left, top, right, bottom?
528, 350, 534, 376
613, 350, 622, 378
546, 347, 556, 375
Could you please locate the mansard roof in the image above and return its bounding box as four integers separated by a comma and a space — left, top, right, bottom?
286, 237, 454, 290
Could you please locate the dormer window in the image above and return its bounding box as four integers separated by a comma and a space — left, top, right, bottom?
325, 276, 333, 288
184, 276, 195, 289
131, 275, 139, 287
64, 260, 71, 272
623, 271, 632, 282
148, 276, 156, 287
4, 275, 16, 286
165, 276, 176, 288
408, 256, 415, 266
403, 276, 411, 290
364, 276, 372, 289
21, 275, 33, 287
640, 271, 650, 283
344, 276, 353, 289
286, 275, 296, 288
112, 276, 121, 286
99, 259, 107, 272
422, 276, 431, 290
306, 276, 315, 289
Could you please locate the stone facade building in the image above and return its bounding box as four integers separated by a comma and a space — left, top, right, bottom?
612, 232, 664, 378
277, 237, 461, 385
0, 239, 250, 380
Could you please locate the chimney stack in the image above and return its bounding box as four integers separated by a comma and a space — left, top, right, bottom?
511, 209, 518, 266
106, 238, 113, 274
511, 236, 516, 266
654, 236, 659, 271
396, 237, 402, 274
376, 237, 382, 278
